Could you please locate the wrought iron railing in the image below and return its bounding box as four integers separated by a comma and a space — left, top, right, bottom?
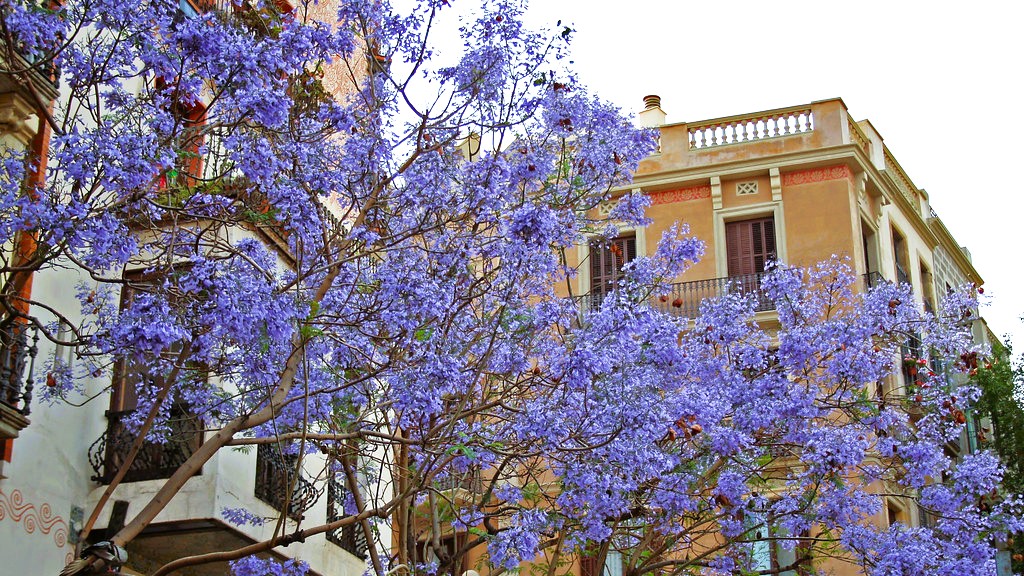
434, 467, 484, 493
0, 321, 38, 416
0, 37, 61, 98
923, 297, 935, 315
326, 476, 369, 558
575, 272, 777, 319
88, 407, 203, 483
895, 263, 910, 286
577, 269, 902, 318
861, 271, 884, 292
254, 443, 322, 521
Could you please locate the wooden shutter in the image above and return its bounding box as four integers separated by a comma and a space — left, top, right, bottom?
580, 554, 598, 576
182, 102, 206, 184
589, 235, 636, 298
155, 77, 207, 187
726, 218, 776, 277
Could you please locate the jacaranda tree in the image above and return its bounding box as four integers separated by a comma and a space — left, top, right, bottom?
1, 0, 1021, 575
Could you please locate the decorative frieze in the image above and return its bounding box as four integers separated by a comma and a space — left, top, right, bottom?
781, 165, 853, 186
648, 185, 712, 206
0, 488, 72, 563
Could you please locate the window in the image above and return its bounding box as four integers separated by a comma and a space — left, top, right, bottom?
920, 263, 935, 314
580, 548, 624, 576
723, 217, 777, 311
589, 235, 636, 305
179, 0, 201, 18
886, 499, 909, 527
415, 534, 466, 576
916, 502, 937, 529
326, 474, 369, 558
861, 219, 881, 289
89, 274, 203, 484
725, 217, 776, 277
154, 78, 207, 189
53, 319, 74, 371
892, 228, 910, 286
900, 333, 923, 391
748, 514, 811, 576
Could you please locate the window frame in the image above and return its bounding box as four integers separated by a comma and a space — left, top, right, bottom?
724, 216, 777, 278
96, 269, 205, 484
576, 225, 647, 300
712, 202, 786, 278
588, 234, 637, 302
746, 509, 812, 576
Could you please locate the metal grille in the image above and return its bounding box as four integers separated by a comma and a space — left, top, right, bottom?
87, 407, 202, 483
326, 476, 368, 558
254, 444, 322, 520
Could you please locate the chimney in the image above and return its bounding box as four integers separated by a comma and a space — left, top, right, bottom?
638, 94, 666, 127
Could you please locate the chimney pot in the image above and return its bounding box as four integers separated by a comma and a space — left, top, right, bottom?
643, 95, 661, 110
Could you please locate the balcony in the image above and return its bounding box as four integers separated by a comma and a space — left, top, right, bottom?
895, 263, 910, 286
639, 99, 857, 176
87, 408, 203, 484
577, 270, 888, 319
861, 271, 884, 291
637, 99, 943, 225
434, 467, 485, 493
0, 41, 61, 103
326, 476, 369, 559
83, 433, 356, 575
254, 443, 322, 521
0, 321, 37, 439
576, 272, 776, 318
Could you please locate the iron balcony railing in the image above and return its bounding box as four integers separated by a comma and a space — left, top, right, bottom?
895, 263, 910, 286
575, 272, 776, 318
434, 467, 485, 493
326, 476, 369, 558
0, 321, 38, 417
254, 443, 322, 521
862, 271, 884, 291
87, 407, 202, 483
576, 270, 890, 318
0, 37, 61, 99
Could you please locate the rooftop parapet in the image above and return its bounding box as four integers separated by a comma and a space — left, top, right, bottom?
639, 97, 936, 222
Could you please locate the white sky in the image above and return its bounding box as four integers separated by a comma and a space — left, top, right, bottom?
520, 0, 1024, 354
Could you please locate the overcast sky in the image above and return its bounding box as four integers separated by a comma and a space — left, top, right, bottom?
518, 0, 1024, 353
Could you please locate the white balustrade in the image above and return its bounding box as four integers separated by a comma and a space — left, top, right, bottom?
688, 108, 814, 150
